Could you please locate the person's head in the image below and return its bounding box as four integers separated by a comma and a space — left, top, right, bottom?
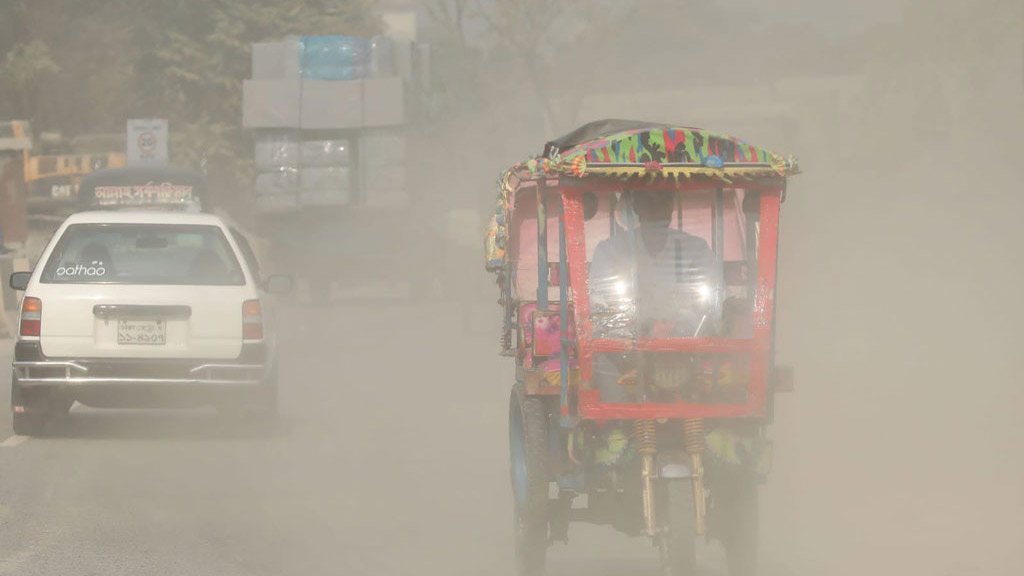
81, 242, 111, 265
630, 191, 674, 226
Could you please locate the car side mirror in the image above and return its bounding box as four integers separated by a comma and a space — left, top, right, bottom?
262, 274, 293, 295
9, 271, 31, 291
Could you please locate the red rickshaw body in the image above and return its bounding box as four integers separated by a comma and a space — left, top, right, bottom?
487, 121, 797, 424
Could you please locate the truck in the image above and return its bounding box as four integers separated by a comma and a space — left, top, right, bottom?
243, 33, 441, 303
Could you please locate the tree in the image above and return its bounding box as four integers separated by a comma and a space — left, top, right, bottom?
130, 0, 379, 211
0, 40, 60, 122
0, 0, 380, 213
422, 0, 637, 137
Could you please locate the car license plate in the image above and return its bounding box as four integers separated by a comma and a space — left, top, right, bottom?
117, 319, 166, 345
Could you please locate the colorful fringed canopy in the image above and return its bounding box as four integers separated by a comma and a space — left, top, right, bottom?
484, 120, 799, 271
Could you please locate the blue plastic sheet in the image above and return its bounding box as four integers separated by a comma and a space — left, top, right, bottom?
299, 36, 370, 80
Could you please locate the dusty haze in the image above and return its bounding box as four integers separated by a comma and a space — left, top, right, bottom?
1, 1, 1022, 575
421, 1, 1024, 573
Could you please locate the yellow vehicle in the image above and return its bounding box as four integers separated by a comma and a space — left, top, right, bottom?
1, 121, 125, 212
23, 135, 126, 212
1, 121, 126, 257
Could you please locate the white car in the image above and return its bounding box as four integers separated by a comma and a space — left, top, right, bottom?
7, 210, 291, 435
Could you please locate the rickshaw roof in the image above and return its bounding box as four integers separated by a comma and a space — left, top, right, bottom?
484, 120, 798, 272
512, 119, 798, 183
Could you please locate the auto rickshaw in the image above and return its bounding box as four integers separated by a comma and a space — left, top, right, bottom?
485, 120, 798, 575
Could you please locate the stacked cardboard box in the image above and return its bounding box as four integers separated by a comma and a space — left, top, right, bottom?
299, 139, 352, 206
253, 133, 353, 210
243, 36, 405, 131
253, 133, 299, 212
244, 35, 410, 212
359, 128, 407, 207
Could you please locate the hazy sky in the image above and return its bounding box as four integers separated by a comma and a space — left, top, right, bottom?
725, 0, 908, 35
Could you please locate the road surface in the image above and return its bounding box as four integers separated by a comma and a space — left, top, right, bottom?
0, 298, 765, 576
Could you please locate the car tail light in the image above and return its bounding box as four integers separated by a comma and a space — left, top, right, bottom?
20, 297, 41, 337
242, 299, 263, 340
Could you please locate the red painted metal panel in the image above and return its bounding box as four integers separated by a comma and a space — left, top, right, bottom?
562, 189, 594, 381
558, 183, 784, 421
747, 187, 782, 414
590, 338, 756, 354
577, 389, 753, 420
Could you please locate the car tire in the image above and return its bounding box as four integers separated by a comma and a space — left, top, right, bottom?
220, 363, 278, 435
10, 374, 51, 437
12, 412, 46, 437
255, 361, 279, 419
51, 398, 74, 415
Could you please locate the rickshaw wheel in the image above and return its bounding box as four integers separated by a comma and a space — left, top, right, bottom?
660, 480, 697, 576
715, 475, 758, 576
509, 386, 549, 576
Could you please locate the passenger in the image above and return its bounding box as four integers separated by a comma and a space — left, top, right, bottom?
80, 242, 115, 276
189, 249, 227, 282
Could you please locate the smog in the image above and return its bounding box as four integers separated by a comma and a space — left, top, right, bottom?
0, 1, 1021, 575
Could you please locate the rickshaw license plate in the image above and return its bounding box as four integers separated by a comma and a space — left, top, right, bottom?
117, 320, 166, 345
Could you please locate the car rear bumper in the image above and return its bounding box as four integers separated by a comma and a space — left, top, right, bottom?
13, 361, 264, 387
12, 341, 268, 388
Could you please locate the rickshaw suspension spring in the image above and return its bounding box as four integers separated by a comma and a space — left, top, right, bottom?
634, 419, 658, 537
683, 418, 705, 454
683, 418, 708, 536
633, 420, 657, 455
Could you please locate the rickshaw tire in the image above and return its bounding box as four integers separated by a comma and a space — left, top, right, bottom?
718, 476, 758, 576
662, 480, 698, 576
510, 387, 549, 576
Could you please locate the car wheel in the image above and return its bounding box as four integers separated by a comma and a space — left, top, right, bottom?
12, 412, 46, 436
220, 364, 278, 435
51, 398, 74, 415
254, 362, 279, 419
10, 374, 52, 437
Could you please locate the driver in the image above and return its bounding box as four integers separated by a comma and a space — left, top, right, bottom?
589, 191, 718, 338
588, 191, 719, 401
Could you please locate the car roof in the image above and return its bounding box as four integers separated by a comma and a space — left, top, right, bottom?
63, 211, 228, 226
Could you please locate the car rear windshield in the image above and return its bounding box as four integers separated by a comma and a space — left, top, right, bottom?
40, 223, 246, 286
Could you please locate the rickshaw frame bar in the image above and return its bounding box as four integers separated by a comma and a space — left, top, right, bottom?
558, 179, 783, 421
